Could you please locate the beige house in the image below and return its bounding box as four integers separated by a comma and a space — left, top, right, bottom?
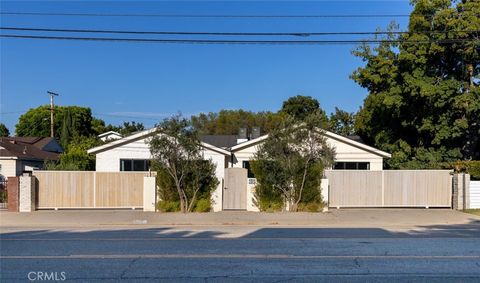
0, 137, 63, 179
88, 128, 390, 212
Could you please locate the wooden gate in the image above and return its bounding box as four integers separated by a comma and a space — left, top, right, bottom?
326, 170, 452, 208
34, 171, 149, 209
223, 168, 247, 210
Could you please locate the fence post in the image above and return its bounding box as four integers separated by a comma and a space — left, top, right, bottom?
320, 178, 329, 210
465, 174, 471, 209
7, 177, 19, 212
143, 176, 156, 212
19, 175, 35, 212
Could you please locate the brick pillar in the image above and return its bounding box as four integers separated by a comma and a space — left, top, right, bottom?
7, 177, 19, 212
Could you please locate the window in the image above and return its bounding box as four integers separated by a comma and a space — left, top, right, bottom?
242, 161, 255, 178
334, 162, 370, 170
120, 159, 150, 171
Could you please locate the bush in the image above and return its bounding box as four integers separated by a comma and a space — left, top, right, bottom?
442, 160, 480, 180
297, 202, 324, 212
254, 198, 284, 212
194, 199, 211, 212
157, 200, 180, 212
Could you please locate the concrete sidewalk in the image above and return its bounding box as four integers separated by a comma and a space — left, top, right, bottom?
1, 209, 479, 227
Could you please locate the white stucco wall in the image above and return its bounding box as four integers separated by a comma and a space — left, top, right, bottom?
94, 136, 227, 212
0, 159, 19, 178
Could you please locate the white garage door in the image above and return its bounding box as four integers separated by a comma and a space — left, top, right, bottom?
470, 181, 480, 209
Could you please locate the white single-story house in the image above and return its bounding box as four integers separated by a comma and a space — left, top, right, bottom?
88, 128, 391, 211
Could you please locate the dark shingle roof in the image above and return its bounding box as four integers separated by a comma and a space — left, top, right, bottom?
200, 135, 238, 149
0, 137, 61, 161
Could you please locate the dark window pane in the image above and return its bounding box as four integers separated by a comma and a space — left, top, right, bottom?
242, 161, 255, 178
357, 162, 370, 170
133, 160, 146, 171
120, 159, 132, 171
334, 162, 345, 169
345, 162, 357, 169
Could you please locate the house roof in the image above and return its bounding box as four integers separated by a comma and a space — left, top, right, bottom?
200, 135, 238, 149
230, 129, 392, 158
87, 128, 231, 156
98, 131, 122, 138
0, 137, 61, 161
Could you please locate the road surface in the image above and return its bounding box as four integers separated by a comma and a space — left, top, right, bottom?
1, 224, 480, 282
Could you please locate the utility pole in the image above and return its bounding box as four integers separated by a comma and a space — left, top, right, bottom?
47, 91, 59, 137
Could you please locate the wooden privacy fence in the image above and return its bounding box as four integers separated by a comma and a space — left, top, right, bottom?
325, 170, 452, 208
34, 171, 152, 209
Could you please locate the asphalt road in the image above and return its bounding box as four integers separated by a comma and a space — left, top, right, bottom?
1, 224, 480, 282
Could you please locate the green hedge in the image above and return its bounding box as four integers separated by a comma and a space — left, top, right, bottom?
442, 160, 480, 180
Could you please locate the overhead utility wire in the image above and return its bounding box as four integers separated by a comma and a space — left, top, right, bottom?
2, 27, 478, 36
1, 34, 478, 45
0, 12, 411, 18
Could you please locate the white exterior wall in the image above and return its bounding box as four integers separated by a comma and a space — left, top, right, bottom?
229, 136, 384, 170
0, 159, 19, 178
95, 139, 152, 172
94, 136, 227, 212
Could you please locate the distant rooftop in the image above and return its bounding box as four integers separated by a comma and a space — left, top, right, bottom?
200, 135, 238, 149
0, 137, 62, 161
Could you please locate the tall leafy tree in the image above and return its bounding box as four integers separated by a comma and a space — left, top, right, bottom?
280, 95, 328, 122
329, 107, 357, 136
60, 109, 74, 148
191, 110, 282, 135
352, 0, 480, 168
149, 115, 218, 213
46, 136, 103, 171
251, 111, 335, 212
16, 105, 94, 138
0, 123, 9, 137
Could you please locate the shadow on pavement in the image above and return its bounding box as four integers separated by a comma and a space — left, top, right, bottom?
1, 219, 479, 239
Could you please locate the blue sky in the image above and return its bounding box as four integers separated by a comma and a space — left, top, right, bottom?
0, 1, 412, 134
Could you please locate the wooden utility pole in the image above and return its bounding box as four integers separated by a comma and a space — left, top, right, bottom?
47, 91, 59, 137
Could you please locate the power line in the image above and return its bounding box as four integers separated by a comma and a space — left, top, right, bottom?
2, 27, 478, 36
0, 11, 411, 18
1, 34, 478, 45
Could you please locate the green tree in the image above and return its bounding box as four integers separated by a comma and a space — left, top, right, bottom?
351, 0, 480, 168
251, 111, 335, 212
280, 95, 327, 122
191, 110, 282, 136
118, 121, 145, 135
149, 115, 218, 213
0, 123, 10, 137
328, 107, 356, 136
45, 136, 103, 171
16, 105, 94, 138
60, 109, 75, 148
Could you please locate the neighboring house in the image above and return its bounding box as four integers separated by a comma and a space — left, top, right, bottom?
0, 137, 63, 178
98, 131, 122, 142
87, 127, 391, 211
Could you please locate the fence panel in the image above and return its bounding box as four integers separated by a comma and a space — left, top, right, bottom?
326, 170, 452, 208
34, 171, 148, 209
471, 181, 480, 209
326, 170, 383, 207
95, 172, 144, 208
35, 171, 95, 208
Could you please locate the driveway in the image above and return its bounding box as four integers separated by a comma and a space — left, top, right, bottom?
1, 210, 479, 282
